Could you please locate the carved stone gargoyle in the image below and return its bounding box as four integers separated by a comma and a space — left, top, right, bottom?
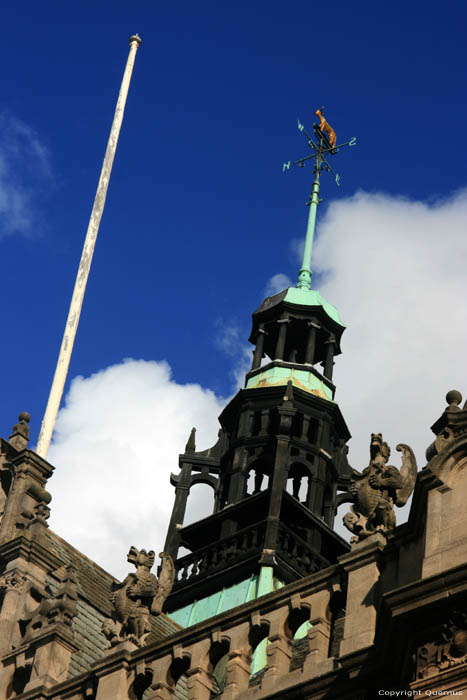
22, 565, 78, 642
343, 433, 417, 542
102, 547, 175, 648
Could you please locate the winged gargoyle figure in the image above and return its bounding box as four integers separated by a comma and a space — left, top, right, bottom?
343, 433, 417, 542
315, 108, 337, 149
151, 552, 176, 615
102, 547, 175, 648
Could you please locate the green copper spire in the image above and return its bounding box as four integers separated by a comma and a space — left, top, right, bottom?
297, 167, 320, 289
283, 111, 357, 290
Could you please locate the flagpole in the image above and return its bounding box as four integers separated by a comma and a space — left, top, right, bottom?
36, 34, 142, 459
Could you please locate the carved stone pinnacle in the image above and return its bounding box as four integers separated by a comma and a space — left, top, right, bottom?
446, 389, 462, 410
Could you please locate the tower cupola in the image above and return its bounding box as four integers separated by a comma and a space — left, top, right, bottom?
247, 286, 345, 399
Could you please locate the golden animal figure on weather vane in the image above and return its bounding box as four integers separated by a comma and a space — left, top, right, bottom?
282, 108, 357, 290
315, 107, 337, 149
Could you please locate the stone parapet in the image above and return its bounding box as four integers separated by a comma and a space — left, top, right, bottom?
338, 532, 387, 656
0, 565, 348, 699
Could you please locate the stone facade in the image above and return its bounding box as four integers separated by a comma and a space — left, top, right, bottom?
2, 391, 467, 697
2, 265, 467, 699
0, 427, 181, 699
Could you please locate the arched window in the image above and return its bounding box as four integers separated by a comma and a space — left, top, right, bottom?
184, 482, 216, 525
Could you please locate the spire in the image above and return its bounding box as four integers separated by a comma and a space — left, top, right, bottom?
283, 109, 357, 290
297, 167, 320, 290
185, 427, 196, 453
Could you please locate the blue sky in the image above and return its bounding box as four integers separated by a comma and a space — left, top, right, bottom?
2, 1, 467, 571
3, 0, 466, 436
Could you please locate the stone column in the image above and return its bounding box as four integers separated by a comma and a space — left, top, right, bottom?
338, 532, 386, 655
237, 402, 254, 438
303, 589, 332, 675
322, 499, 335, 527
164, 463, 192, 559
0, 570, 28, 654
261, 607, 293, 691
263, 436, 290, 552
185, 638, 213, 700
95, 642, 138, 700
0, 450, 53, 544
301, 415, 311, 442
0, 657, 17, 699
222, 621, 252, 700
274, 318, 289, 360
305, 475, 313, 509
308, 421, 328, 517
0, 465, 29, 542
225, 447, 248, 507
251, 328, 266, 370
259, 409, 269, 436
324, 335, 335, 380
25, 628, 79, 692
305, 321, 320, 365
96, 667, 131, 700
146, 654, 176, 700
322, 480, 338, 527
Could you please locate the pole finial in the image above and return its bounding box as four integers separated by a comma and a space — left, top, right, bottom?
129, 34, 142, 47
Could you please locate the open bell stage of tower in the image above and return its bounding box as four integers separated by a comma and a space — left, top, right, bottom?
164, 270, 353, 615
165, 379, 352, 612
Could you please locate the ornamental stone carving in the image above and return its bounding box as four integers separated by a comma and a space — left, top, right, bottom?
22, 565, 78, 641
414, 611, 467, 679
102, 547, 175, 648
0, 572, 27, 592
343, 433, 417, 542
426, 390, 467, 461
9, 412, 31, 451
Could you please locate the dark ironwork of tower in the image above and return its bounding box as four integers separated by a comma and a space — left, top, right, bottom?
164, 112, 355, 615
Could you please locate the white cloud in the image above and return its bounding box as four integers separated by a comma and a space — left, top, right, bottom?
264, 273, 293, 296
270, 189, 467, 533
215, 271, 295, 392
0, 113, 51, 237
215, 319, 252, 390
312, 188, 467, 472
48, 359, 225, 579
47, 188, 467, 575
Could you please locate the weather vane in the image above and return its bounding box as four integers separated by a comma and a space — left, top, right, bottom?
283, 108, 357, 290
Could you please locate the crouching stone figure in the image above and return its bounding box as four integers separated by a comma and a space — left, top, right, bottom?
102, 546, 175, 647
343, 433, 417, 542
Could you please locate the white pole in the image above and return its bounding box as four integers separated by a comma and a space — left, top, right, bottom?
36, 34, 142, 459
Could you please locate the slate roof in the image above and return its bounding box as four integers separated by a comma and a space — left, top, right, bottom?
43, 528, 182, 679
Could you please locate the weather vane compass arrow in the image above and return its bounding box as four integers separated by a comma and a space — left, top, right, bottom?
283, 108, 357, 290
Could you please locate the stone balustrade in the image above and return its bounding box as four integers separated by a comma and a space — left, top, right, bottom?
174, 517, 341, 594
174, 522, 266, 589
2, 563, 350, 700
277, 522, 330, 577
0, 529, 392, 699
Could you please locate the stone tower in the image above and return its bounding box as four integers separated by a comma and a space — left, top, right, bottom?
164, 283, 353, 618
